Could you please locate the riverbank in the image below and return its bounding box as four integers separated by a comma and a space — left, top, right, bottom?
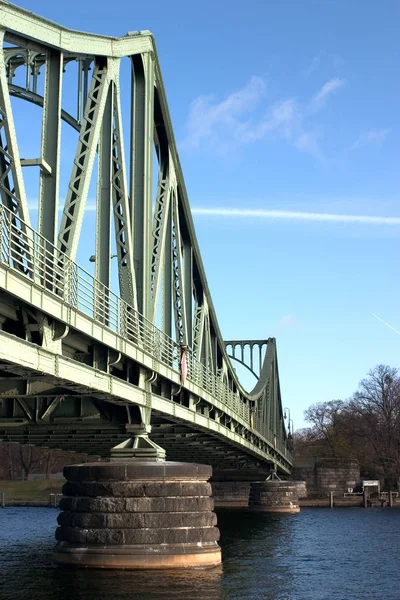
0, 480, 64, 506
299, 496, 400, 508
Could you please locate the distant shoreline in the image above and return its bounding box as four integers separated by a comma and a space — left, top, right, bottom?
1, 479, 399, 510
0, 500, 59, 507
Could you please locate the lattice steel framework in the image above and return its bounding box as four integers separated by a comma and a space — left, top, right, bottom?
0, 2, 290, 472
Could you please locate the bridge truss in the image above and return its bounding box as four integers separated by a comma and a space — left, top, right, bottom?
0, 2, 291, 476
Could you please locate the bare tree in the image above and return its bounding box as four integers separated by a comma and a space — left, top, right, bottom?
4, 443, 15, 480
18, 445, 42, 480
300, 365, 400, 488
303, 400, 350, 457
42, 448, 54, 479
0, 442, 14, 479
351, 365, 400, 485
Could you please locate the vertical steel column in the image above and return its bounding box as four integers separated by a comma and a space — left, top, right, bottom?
111, 77, 137, 309
183, 241, 192, 347
162, 196, 172, 338
202, 318, 208, 369
96, 85, 113, 288
270, 355, 275, 437
131, 53, 154, 320
193, 301, 205, 360
211, 332, 218, 372
274, 352, 279, 438
77, 59, 83, 124
150, 158, 170, 323
38, 49, 63, 244
269, 368, 274, 437
250, 344, 254, 374
171, 192, 188, 345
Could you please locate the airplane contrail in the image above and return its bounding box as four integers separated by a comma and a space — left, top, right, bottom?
372, 313, 400, 336
27, 204, 400, 225
191, 208, 400, 225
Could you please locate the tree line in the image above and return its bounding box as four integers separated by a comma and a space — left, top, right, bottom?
0, 443, 94, 480
295, 364, 400, 488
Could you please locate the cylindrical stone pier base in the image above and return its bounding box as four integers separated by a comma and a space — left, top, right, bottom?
249, 480, 300, 513
54, 461, 221, 569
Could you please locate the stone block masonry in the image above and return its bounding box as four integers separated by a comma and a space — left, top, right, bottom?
54, 461, 221, 569
293, 458, 360, 497
248, 480, 300, 513
315, 458, 359, 494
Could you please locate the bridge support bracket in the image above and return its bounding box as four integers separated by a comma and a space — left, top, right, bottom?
110, 430, 166, 462
266, 471, 281, 481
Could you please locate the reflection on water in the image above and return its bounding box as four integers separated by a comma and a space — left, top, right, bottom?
1, 507, 400, 600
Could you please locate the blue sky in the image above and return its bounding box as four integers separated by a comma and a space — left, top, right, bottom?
9, 0, 400, 430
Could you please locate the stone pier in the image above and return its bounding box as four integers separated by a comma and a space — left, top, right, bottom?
249, 480, 300, 513
54, 461, 221, 569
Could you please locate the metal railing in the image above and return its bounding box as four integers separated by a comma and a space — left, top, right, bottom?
0, 205, 287, 458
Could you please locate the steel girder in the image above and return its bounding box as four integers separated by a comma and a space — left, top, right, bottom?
0, 2, 290, 471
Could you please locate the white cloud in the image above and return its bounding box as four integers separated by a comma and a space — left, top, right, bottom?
294, 131, 322, 160
191, 207, 400, 225
270, 99, 297, 136
238, 98, 297, 143
182, 78, 300, 152
351, 128, 390, 150
310, 78, 345, 111
183, 74, 346, 160
182, 76, 266, 150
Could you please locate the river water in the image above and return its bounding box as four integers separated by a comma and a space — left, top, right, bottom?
0, 507, 398, 600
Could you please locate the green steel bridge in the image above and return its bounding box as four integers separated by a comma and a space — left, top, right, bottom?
0, 2, 292, 478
